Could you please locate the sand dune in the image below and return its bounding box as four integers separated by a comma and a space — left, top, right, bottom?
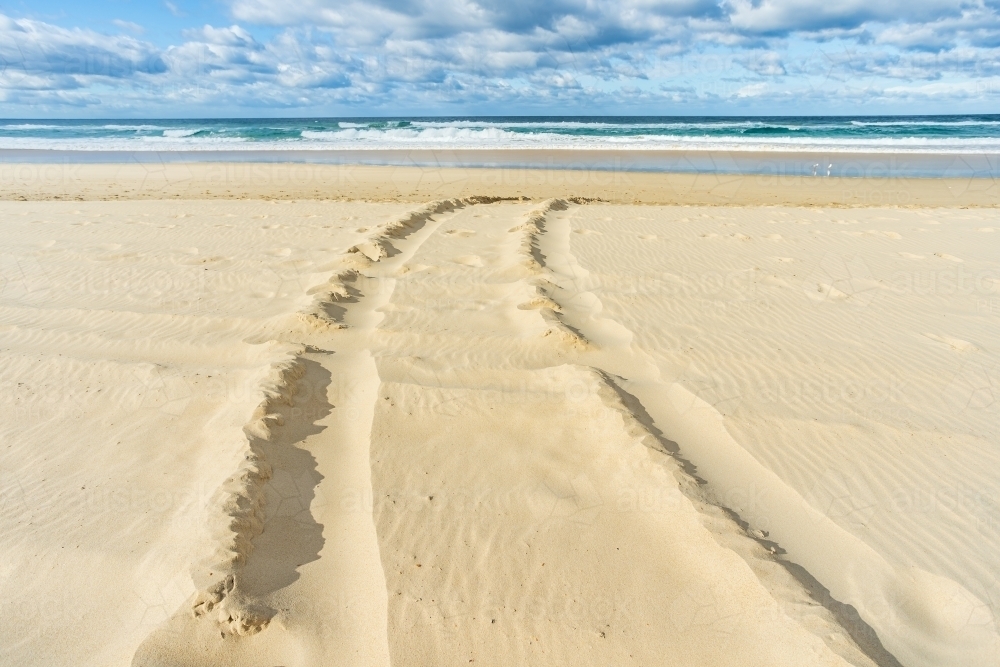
1, 189, 998, 667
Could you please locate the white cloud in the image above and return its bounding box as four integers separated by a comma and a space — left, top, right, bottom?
735, 81, 768, 97
724, 0, 970, 35
0, 15, 166, 81
2, 0, 1000, 113
112, 20, 145, 34
164, 1, 185, 18
742, 51, 787, 75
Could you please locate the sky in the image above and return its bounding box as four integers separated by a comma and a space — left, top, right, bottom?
1, 0, 999, 117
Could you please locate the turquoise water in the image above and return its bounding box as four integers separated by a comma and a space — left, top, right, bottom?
2, 116, 1000, 153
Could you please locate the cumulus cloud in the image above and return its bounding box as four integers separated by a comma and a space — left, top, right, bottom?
230, 0, 721, 39
2, 0, 1000, 113
742, 51, 787, 75
0, 14, 166, 80
723, 0, 971, 35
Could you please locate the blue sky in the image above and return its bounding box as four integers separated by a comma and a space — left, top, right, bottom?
1, 0, 999, 117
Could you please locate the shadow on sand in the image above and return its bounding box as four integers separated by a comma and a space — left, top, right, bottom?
132, 358, 332, 666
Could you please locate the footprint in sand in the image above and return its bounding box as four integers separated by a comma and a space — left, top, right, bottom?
773, 257, 795, 263
899, 252, 925, 260
637, 234, 657, 240
934, 253, 963, 263
924, 333, 979, 353
572, 229, 602, 236
765, 234, 783, 241
444, 229, 477, 237
700, 233, 720, 239
453, 255, 484, 267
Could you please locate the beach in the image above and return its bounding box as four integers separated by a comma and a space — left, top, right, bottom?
1, 164, 998, 667
2, 161, 998, 206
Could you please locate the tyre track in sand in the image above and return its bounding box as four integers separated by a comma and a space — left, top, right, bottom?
518, 201, 906, 667
363, 199, 874, 667
131, 196, 976, 667
132, 198, 483, 667
522, 202, 1000, 667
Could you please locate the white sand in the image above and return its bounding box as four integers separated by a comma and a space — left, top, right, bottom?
1, 184, 998, 667
0, 199, 412, 664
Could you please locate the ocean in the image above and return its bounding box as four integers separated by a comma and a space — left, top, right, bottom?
2, 116, 999, 176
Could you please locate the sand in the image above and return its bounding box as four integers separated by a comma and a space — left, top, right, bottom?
0, 165, 998, 667
1, 161, 998, 206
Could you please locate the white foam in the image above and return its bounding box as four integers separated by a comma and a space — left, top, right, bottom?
161, 129, 201, 138
102, 124, 170, 131
3, 125, 1000, 154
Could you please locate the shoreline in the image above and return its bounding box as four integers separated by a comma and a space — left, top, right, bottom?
1, 147, 998, 179
1, 161, 997, 206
